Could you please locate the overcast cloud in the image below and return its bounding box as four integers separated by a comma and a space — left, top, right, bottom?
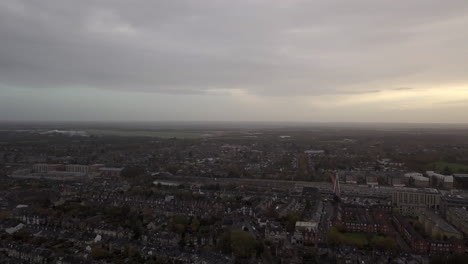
1, 0, 468, 122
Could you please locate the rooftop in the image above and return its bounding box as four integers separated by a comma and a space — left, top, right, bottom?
422, 210, 461, 235
295, 221, 318, 231
393, 187, 439, 194
448, 207, 468, 222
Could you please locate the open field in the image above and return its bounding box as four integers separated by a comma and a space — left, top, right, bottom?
433, 161, 468, 173
341, 232, 369, 246
329, 228, 398, 249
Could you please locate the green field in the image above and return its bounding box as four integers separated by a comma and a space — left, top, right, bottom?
328, 227, 368, 247
433, 161, 468, 173
340, 232, 369, 246
86, 129, 206, 139
328, 227, 398, 249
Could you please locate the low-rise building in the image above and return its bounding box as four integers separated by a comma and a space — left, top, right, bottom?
404, 172, 429, 187
387, 175, 406, 187
393, 212, 466, 254
342, 205, 392, 234
32, 163, 63, 173
440, 194, 468, 216
427, 171, 454, 189
393, 214, 428, 253
291, 221, 318, 246
99, 167, 123, 177
366, 176, 378, 187
265, 222, 287, 243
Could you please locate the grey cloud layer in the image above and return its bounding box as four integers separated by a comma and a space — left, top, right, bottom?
1, 0, 468, 96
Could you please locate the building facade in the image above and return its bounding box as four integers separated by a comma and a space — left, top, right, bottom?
392, 188, 441, 216
65, 165, 89, 174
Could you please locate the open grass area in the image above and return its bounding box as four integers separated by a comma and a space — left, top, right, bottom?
328, 227, 398, 249
340, 232, 369, 246
433, 161, 468, 173
343, 232, 368, 241
86, 129, 206, 139
328, 227, 368, 247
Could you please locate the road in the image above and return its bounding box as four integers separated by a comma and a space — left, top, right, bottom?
318, 200, 335, 245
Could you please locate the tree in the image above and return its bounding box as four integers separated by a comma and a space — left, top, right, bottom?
443, 165, 452, 175
303, 250, 319, 264
218, 230, 232, 254
166, 164, 179, 175
91, 247, 109, 260
227, 164, 241, 178
121, 166, 144, 178
408, 176, 415, 187
431, 254, 468, 264
255, 240, 264, 257
190, 218, 200, 232
283, 211, 301, 232
370, 236, 398, 250
327, 227, 343, 245
230, 229, 257, 259
0, 210, 11, 220
124, 245, 140, 258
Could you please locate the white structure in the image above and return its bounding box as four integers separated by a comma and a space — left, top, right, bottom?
427, 171, 448, 180
427, 171, 454, 189
295, 221, 318, 232
65, 164, 89, 174
412, 175, 429, 182
404, 172, 429, 187
404, 172, 423, 178
5, 223, 24, 234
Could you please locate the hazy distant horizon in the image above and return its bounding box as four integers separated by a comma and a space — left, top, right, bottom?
1, 1, 468, 123
2, 120, 468, 131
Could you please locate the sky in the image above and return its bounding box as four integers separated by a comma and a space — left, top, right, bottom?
1, 0, 468, 123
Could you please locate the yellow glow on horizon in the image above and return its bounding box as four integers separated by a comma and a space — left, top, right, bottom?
309, 86, 468, 109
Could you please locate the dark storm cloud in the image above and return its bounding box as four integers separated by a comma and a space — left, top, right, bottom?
1, 0, 468, 96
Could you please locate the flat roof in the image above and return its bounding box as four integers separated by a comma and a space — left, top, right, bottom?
393, 187, 439, 194
99, 167, 123, 171
423, 210, 461, 235
448, 207, 468, 221
295, 221, 318, 228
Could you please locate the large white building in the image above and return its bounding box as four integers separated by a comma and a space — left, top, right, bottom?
392, 187, 441, 216
427, 171, 453, 189
404, 172, 429, 187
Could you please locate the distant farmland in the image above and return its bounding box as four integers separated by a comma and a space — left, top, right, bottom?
86, 129, 208, 139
